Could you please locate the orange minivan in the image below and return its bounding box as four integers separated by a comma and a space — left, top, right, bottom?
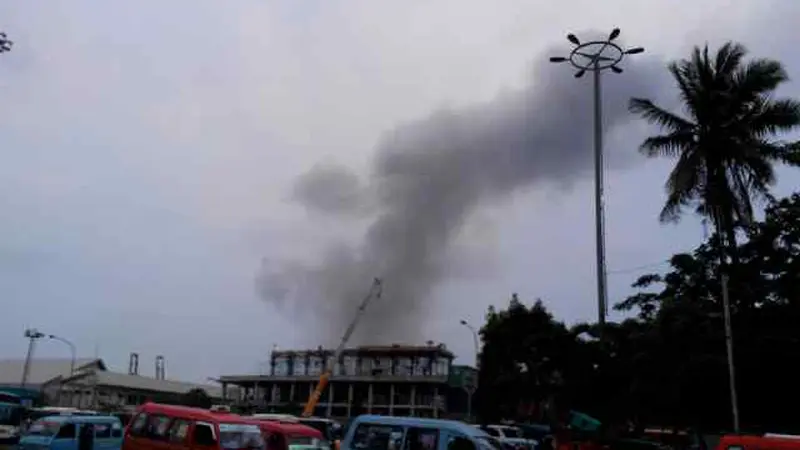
122, 403, 265, 450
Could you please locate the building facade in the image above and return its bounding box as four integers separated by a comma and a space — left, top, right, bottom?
219, 343, 455, 419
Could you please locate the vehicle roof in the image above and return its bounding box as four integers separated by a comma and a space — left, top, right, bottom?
253, 420, 323, 438
36, 414, 121, 424
351, 415, 487, 437
299, 417, 338, 424
136, 403, 251, 424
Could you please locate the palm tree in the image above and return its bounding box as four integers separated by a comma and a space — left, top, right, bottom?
630, 41, 800, 432
629, 42, 800, 260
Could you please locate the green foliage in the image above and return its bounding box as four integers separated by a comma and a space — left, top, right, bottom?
477, 193, 800, 432
181, 388, 213, 409
629, 41, 800, 256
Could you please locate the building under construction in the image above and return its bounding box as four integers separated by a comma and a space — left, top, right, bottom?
218, 342, 456, 419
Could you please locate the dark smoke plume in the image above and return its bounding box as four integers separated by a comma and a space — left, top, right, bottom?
259, 41, 669, 344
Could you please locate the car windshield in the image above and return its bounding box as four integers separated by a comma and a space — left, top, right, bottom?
501, 428, 521, 438
219, 424, 265, 450
477, 437, 505, 450
26, 420, 61, 437
0, 404, 22, 426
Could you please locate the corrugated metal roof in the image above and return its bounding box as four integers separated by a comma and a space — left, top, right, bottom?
0, 358, 103, 386
68, 370, 222, 398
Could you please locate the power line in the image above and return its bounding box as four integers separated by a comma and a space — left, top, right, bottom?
607, 259, 669, 275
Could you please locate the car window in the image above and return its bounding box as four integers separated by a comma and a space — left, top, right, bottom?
351, 423, 404, 450
56, 423, 76, 439
194, 422, 218, 447
404, 428, 438, 450
95, 423, 112, 439
146, 415, 173, 440
483, 428, 500, 438
168, 419, 191, 443
129, 413, 148, 436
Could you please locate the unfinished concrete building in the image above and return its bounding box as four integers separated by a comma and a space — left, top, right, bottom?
218, 343, 454, 419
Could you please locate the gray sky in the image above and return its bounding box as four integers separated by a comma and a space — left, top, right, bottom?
1, 0, 799, 382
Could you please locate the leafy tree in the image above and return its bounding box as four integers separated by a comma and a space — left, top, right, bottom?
614, 192, 800, 431
182, 388, 213, 409
628, 42, 800, 262
476, 294, 578, 423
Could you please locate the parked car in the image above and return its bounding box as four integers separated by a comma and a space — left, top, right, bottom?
479, 425, 536, 450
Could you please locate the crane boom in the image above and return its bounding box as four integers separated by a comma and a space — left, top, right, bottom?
301, 278, 382, 417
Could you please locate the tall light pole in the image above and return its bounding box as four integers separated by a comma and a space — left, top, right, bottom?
48, 334, 77, 376
0, 32, 12, 54
459, 320, 479, 367
459, 319, 480, 423
21, 328, 45, 387
549, 29, 644, 327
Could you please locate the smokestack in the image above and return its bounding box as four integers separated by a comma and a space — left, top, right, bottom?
128, 352, 139, 375
155, 355, 165, 380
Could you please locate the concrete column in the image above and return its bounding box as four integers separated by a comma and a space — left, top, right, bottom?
389, 384, 395, 415
410, 385, 416, 416
367, 383, 373, 414
347, 383, 354, 417
222, 382, 228, 400
326, 382, 334, 417
433, 386, 439, 418
289, 383, 296, 402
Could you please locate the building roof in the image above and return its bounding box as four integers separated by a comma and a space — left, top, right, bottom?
272, 344, 454, 359
0, 358, 105, 387
61, 369, 223, 398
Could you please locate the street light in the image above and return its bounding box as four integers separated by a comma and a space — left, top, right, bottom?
459, 319, 480, 423
549, 28, 644, 327
48, 334, 77, 376
0, 32, 12, 54
459, 320, 479, 367
21, 328, 45, 387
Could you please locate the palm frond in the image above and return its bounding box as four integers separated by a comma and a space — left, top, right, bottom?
714, 42, 747, 77
667, 62, 700, 119
733, 58, 788, 99
629, 98, 694, 132
639, 131, 696, 158
746, 98, 800, 138
659, 150, 705, 223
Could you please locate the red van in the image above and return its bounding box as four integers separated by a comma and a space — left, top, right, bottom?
718, 433, 800, 450
253, 420, 328, 450
122, 403, 265, 450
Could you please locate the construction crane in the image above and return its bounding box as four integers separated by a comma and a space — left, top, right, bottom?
301, 278, 383, 417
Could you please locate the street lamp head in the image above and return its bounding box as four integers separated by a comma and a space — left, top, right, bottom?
574, 69, 586, 78
566, 34, 580, 46
611, 65, 623, 74
0, 32, 12, 53
24, 329, 44, 339
459, 319, 468, 325
608, 28, 621, 41
625, 47, 645, 55
549, 56, 568, 63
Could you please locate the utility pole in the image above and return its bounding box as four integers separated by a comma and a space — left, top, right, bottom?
21, 328, 45, 388
721, 274, 740, 432
459, 319, 480, 422
549, 29, 644, 327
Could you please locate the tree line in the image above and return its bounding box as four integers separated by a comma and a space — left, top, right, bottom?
475, 41, 800, 433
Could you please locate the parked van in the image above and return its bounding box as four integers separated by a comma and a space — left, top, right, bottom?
122, 403, 265, 450
254, 420, 328, 450
717, 433, 800, 450
341, 415, 500, 450
18, 414, 123, 450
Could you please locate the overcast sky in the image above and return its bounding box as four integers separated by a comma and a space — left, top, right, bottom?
1, 0, 799, 383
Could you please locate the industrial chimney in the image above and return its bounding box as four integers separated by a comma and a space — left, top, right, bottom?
155, 355, 165, 380
128, 352, 139, 375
